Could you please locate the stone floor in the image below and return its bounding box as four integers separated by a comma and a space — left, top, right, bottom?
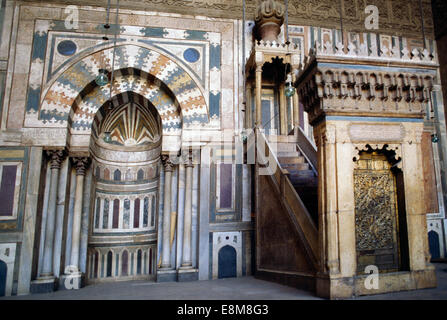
2, 263, 446, 300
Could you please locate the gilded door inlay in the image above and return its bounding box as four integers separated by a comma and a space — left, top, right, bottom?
354, 152, 400, 273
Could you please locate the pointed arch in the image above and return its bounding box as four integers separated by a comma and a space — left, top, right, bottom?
121, 250, 129, 276
218, 245, 237, 279
38, 44, 209, 131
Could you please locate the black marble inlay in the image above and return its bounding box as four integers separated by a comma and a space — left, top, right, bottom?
57, 40, 77, 56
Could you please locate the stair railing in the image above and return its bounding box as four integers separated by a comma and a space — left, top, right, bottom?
296, 126, 318, 175
256, 129, 319, 269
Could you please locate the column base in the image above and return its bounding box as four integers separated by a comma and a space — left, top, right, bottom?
177, 268, 198, 282
179, 263, 193, 269
59, 272, 85, 290
157, 269, 177, 282
30, 276, 58, 294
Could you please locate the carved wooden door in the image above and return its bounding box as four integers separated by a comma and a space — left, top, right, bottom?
354, 152, 400, 273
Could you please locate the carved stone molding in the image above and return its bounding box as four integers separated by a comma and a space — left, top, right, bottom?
322, 124, 336, 145
404, 126, 424, 144
353, 143, 402, 169
47, 149, 66, 170
72, 157, 91, 176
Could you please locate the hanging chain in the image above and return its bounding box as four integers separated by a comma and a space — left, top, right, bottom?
109, 0, 120, 108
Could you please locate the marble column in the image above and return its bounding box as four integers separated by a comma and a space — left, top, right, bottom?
198, 148, 211, 280
255, 64, 263, 128
245, 82, 252, 129
317, 125, 340, 276
69, 157, 90, 273
20, 148, 43, 295
292, 67, 300, 131
40, 150, 65, 278
161, 155, 174, 269
181, 154, 194, 268
279, 83, 287, 135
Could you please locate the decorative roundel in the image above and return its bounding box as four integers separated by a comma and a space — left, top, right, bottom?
57, 40, 77, 56
183, 48, 200, 63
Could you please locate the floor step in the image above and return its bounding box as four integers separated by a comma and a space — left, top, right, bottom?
278, 156, 305, 164
290, 175, 318, 187
282, 163, 310, 171
292, 182, 318, 189
273, 141, 319, 225
277, 151, 301, 158
288, 169, 315, 177
294, 186, 318, 195
276, 143, 296, 152
267, 135, 293, 144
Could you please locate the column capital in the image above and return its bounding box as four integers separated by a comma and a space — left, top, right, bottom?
161, 155, 174, 172
183, 149, 194, 168
72, 157, 91, 176
47, 149, 66, 169
321, 124, 336, 145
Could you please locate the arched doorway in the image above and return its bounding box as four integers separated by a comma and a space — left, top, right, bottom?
428, 230, 440, 260
0, 260, 6, 297
218, 245, 237, 279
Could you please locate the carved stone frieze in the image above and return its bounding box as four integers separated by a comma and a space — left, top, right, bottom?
349, 123, 405, 143
296, 59, 435, 124
21, 0, 434, 38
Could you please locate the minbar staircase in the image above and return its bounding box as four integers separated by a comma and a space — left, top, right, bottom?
255, 129, 319, 292
276, 142, 318, 225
